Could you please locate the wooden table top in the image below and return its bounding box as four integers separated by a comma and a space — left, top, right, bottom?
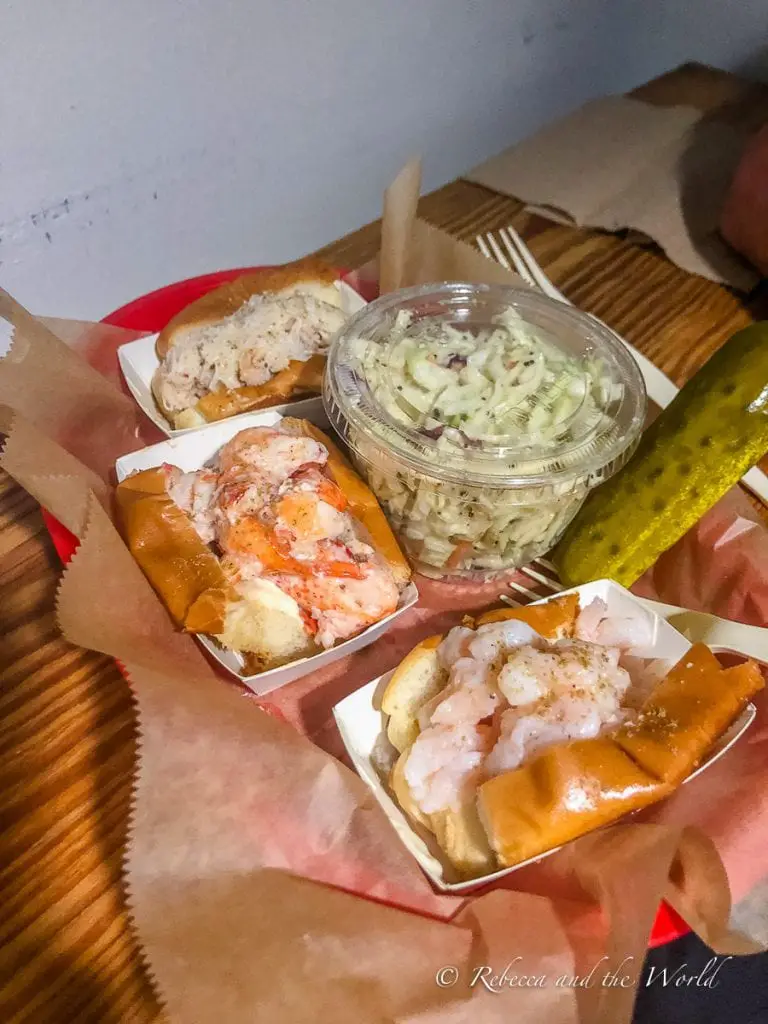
2, 63, 767, 1023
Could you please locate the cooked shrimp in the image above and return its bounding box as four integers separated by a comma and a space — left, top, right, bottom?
436, 619, 541, 677
417, 689, 453, 733
485, 639, 631, 774
594, 612, 656, 652
496, 653, 548, 706
414, 600, 653, 794
467, 619, 542, 662
484, 700, 612, 775
437, 626, 475, 668
404, 722, 494, 814
502, 641, 629, 709
574, 597, 655, 652
430, 664, 498, 731
429, 665, 500, 726
573, 597, 608, 643
420, 619, 542, 738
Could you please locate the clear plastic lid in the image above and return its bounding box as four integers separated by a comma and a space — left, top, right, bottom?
325, 283, 646, 490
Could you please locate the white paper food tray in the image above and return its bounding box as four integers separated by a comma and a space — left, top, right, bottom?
116, 409, 418, 697
117, 278, 367, 437
333, 579, 756, 893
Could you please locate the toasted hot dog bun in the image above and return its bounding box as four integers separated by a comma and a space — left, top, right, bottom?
114, 466, 234, 633
381, 636, 445, 753
613, 642, 764, 784
390, 750, 432, 831
393, 745, 495, 880
153, 258, 344, 428
478, 738, 670, 868
390, 748, 495, 880
430, 803, 497, 880
474, 592, 579, 636
219, 577, 316, 672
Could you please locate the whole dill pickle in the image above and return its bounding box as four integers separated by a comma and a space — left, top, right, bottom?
553, 323, 768, 587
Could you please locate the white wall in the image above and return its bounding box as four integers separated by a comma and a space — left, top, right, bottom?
2, 0, 767, 319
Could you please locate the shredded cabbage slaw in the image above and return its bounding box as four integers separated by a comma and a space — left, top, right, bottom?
338, 307, 624, 576
353, 309, 613, 451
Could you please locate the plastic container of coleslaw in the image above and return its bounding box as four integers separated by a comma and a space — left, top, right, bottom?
324, 283, 646, 579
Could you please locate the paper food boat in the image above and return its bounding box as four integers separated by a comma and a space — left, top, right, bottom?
115, 408, 418, 696
333, 579, 756, 893
117, 278, 367, 437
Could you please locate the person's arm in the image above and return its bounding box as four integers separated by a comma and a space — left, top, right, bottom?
720, 124, 768, 277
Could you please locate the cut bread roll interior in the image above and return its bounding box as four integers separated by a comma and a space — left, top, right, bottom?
151, 258, 349, 429
116, 417, 410, 674
380, 594, 763, 880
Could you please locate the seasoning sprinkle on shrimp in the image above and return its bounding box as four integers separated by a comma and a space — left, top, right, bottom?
402, 615, 645, 816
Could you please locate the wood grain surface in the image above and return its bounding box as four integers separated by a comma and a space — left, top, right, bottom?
1, 63, 767, 1023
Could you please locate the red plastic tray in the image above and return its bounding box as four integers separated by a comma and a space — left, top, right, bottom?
42, 267, 689, 949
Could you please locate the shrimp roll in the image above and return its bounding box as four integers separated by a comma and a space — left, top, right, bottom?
381, 595, 762, 879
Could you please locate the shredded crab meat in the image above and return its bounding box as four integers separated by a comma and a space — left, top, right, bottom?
154, 291, 347, 414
